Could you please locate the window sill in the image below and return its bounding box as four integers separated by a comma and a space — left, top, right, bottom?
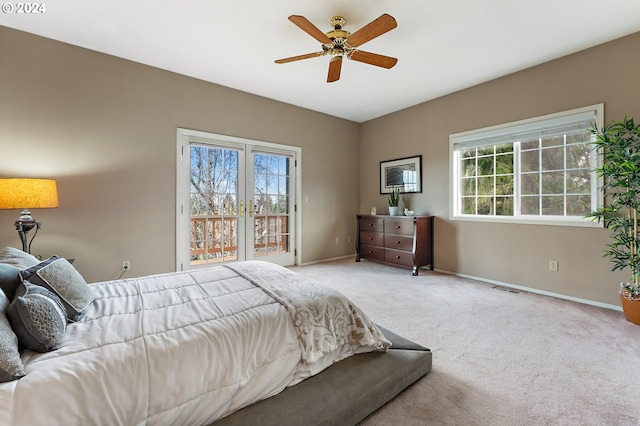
449, 214, 603, 228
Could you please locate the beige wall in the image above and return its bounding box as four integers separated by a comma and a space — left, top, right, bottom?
3, 25, 639, 307
0, 27, 360, 283
360, 32, 640, 306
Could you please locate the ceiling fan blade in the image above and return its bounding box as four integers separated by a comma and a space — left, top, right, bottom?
275, 52, 324, 64
349, 50, 398, 69
345, 14, 397, 48
288, 15, 333, 45
327, 56, 342, 82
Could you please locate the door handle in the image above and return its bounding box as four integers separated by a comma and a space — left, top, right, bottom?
240, 200, 245, 217
249, 200, 254, 217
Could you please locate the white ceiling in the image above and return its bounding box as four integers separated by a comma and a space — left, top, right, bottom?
2, 0, 640, 123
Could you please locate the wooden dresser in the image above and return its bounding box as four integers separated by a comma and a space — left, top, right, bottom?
356, 215, 434, 275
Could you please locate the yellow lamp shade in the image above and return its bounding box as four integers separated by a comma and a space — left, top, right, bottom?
0, 178, 59, 210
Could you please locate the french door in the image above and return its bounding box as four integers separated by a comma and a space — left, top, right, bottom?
177, 129, 299, 270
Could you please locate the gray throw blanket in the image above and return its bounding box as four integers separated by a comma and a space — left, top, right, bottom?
225, 261, 390, 364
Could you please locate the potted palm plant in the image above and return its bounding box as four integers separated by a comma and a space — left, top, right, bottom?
588, 116, 640, 325
388, 187, 400, 216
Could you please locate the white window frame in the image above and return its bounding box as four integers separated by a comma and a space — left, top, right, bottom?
449, 104, 604, 227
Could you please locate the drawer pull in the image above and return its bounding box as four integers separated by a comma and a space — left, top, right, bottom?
395, 240, 401, 244
396, 225, 401, 229
369, 223, 374, 227
368, 250, 373, 254
369, 237, 373, 240
395, 255, 401, 259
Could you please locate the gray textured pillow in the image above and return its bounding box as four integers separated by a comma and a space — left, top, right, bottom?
0, 263, 21, 301
20, 256, 93, 321
0, 291, 26, 381
0, 247, 39, 269
7, 282, 67, 353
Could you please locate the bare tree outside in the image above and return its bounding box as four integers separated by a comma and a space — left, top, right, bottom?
253, 153, 291, 257
190, 145, 239, 263
188, 145, 291, 264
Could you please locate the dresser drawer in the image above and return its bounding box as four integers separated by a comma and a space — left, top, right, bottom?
384, 234, 413, 251
359, 244, 385, 261
359, 217, 383, 232
384, 219, 414, 235
360, 231, 384, 246
384, 248, 415, 267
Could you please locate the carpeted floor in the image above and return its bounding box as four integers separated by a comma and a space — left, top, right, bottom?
291, 258, 640, 426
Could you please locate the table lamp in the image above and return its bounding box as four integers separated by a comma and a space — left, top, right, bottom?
0, 178, 59, 253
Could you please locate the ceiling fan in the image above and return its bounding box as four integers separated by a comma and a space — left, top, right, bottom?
275, 14, 398, 83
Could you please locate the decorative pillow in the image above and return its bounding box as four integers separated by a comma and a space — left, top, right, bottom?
0, 263, 21, 301
7, 282, 67, 352
0, 291, 26, 381
20, 256, 93, 321
0, 246, 39, 269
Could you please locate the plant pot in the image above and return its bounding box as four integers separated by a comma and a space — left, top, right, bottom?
620, 293, 640, 325
389, 206, 399, 216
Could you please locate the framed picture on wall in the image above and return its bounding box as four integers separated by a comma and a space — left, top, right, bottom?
379, 155, 422, 194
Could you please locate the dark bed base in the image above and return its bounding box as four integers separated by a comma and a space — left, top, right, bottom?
213, 327, 432, 426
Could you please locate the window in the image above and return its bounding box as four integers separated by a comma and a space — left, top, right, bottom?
450, 104, 603, 226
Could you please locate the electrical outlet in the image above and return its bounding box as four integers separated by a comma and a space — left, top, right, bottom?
335, 237, 340, 245
122, 260, 131, 271
347, 236, 351, 244
549, 260, 558, 271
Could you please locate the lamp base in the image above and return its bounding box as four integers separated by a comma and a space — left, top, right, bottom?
15, 210, 40, 253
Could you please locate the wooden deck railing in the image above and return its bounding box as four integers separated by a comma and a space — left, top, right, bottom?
190, 215, 288, 261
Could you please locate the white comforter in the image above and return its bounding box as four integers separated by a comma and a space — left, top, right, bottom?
0, 262, 388, 426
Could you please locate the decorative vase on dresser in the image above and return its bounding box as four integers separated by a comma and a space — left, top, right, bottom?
355, 214, 434, 276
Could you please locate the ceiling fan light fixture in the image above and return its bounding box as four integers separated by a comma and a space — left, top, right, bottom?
275, 13, 398, 82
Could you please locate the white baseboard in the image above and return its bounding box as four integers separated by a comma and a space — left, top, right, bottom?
433, 268, 622, 312
299, 254, 355, 266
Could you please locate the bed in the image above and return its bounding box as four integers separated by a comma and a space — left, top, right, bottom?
0, 247, 431, 425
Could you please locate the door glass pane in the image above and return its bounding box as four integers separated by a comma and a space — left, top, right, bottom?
189, 145, 239, 265
253, 153, 290, 257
